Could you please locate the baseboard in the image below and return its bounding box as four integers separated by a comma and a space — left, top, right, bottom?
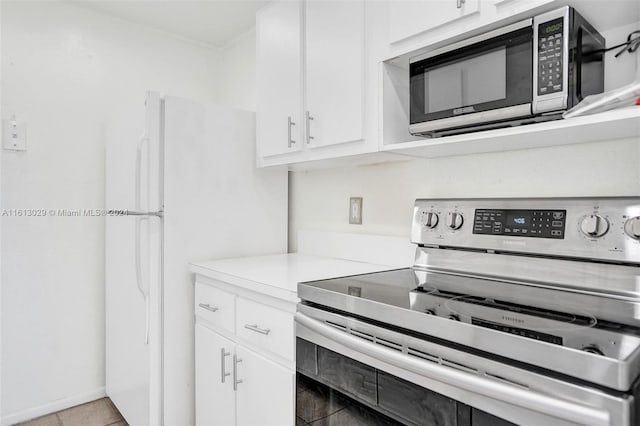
1, 387, 106, 426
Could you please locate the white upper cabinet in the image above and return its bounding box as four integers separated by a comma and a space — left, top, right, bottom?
388, 0, 480, 44
257, 0, 376, 168
305, 0, 364, 148
256, 0, 303, 158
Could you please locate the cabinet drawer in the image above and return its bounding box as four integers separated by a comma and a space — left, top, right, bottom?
236, 297, 294, 361
195, 283, 235, 333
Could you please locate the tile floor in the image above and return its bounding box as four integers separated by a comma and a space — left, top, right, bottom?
296, 374, 402, 426
15, 398, 127, 426
18, 378, 396, 426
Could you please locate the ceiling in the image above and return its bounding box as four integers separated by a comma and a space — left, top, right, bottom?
70, 0, 269, 47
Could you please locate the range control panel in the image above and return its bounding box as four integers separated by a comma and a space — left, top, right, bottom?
473, 209, 567, 239
537, 17, 564, 95
411, 198, 640, 264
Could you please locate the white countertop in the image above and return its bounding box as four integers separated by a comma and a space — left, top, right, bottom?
189, 253, 399, 302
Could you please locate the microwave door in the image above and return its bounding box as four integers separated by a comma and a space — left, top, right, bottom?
409, 21, 534, 136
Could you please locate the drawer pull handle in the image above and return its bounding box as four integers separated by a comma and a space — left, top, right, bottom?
220, 348, 231, 383
199, 303, 219, 313
244, 324, 271, 335
233, 354, 243, 391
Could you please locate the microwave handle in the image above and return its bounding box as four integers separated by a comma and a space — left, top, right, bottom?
575, 28, 584, 101
295, 312, 611, 426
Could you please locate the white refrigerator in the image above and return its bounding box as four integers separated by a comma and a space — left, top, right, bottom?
105, 92, 287, 426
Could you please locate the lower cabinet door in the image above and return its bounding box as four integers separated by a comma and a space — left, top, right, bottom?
235, 345, 295, 426
195, 324, 236, 426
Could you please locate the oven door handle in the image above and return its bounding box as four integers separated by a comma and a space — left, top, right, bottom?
295, 312, 611, 426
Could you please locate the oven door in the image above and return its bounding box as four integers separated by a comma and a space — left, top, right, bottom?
296, 304, 635, 426
409, 20, 534, 136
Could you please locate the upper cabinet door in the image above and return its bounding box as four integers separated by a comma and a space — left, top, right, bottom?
257, 0, 303, 157
305, 0, 365, 148
388, 0, 480, 44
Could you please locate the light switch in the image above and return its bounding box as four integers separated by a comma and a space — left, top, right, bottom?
3, 118, 27, 151
349, 197, 362, 225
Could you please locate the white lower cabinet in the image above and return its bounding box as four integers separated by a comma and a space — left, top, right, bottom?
194, 279, 296, 426
235, 345, 294, 426
195, 324, 235, 426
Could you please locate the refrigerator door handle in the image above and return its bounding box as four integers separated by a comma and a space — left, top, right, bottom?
135, 215, 150, 344
135, 134, 150, 212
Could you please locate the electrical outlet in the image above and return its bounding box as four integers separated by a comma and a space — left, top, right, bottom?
349, 197, 363, 225
3, 118, 27, 151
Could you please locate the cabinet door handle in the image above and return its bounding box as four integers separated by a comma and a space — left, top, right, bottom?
306, 111, 314, 144
233, 354, 243, 391
198, 303, 219, 313
287, 116, 296, 147
456, 0, 465, 8
244, 324, 271, 335
220, 348, 231, 383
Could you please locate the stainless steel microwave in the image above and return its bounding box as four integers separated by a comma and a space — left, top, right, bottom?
409, 6, 605, 137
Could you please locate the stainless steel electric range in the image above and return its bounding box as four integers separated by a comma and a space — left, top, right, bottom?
296, 197, 640, 426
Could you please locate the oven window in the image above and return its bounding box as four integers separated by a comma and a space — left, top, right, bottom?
410, 26, 533, 124
296, 338, 518, 426
425, 47, 507, 113
296, 373, 402, 426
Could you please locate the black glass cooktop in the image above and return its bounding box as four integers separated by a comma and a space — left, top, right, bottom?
302, 269, 418, 310
299, 268, 640, 358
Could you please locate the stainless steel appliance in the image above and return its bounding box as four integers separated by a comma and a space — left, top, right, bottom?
296, 197, 640, 426
409, 6, 605, 137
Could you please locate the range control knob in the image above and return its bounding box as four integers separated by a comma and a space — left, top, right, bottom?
580, 214, 609, 238
421, 212, 439, 229
582, 345, 604, 356
424, 309, 436, 315
624, 216, 640, 240
446, 212, 464, 230
448, 314, 460, 321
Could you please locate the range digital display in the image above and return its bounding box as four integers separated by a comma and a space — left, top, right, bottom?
508, 214, 527, 226
473, 208, 566, 239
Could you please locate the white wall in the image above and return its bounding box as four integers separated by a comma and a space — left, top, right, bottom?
0, 2, 219, 422
0, 2, 3, 419
289, 138, 640, 250
217, 28, 257, 112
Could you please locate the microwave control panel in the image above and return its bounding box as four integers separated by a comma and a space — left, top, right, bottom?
537, 17, 564, 95
472, 209, 567, 239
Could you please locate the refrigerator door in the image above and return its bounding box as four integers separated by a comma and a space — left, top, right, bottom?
105, 214, 162, 426
105, 91, 162, 213
162, 97, 287, 425
105, 90, 163, 426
